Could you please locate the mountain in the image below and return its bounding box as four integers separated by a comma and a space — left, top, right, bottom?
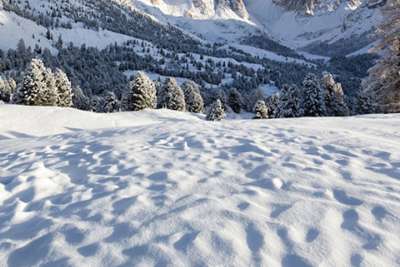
0, 0, 383, 110
124, 0, 382, 52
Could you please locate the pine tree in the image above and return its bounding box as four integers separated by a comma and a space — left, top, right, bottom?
15, 58, 48, 105
182, 80, 204, 113
253, 100, 268, 119
124, 72, 157, 111
54, 68, 73, 107
0, 77, 8, 102
215, 89, 228, 110
322, 73, 349, 116
266, 94, 279, 118
90, 96, 103, 112
276, 84, 303, 118
206, 99, 225, 121
40, 67, 58, 106
246, 88, 265, 111
102, 91, 120, 113
72, 86, 91, 110
228, 88, 242, 113
0, 76, 16, 103
158, 77, 186, 111
301, 73, 326, 117
355, 89, 375, 114
363, 0, 400, 113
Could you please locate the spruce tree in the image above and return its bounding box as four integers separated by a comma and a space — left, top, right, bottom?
266, 94, 279, 118
158, 77, 186, 111
72, 86, 91, 110
40, 67, 58, 106
54, 68, 73, 107
322, 73, 349, 116
206, 99, 225, 121
182, 80, 204, 113
228, 88, 242, 113
102, 91, 120, 113
253, 100, 268, 119
276, 84, 303, 118
246, 88, 265, 111
301, 73, 326, 117
126, 72, 157, 111
90, 96, 103, 112
15, 58, 47, 105
355, 89, 375, 114
0, 76, 16, 103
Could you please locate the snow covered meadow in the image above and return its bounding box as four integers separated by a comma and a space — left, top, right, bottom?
0, 104, 399, 266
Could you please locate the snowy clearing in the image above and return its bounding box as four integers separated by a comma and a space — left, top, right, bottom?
0, 105, 399, 266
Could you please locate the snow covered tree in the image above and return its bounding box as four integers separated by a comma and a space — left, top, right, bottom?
276, 84, 303, 118
228, 88, 242, 113
253, 100, 268, 119
215, 89, 229, 111
0, 77, 8, 102
355, 89, 375, 114
40, 67, 58, 106
206, 99, 225, 121
0, 76, 16, 103
72, 86, 91, 110
322, 73, 349, 116
15, 58, 49, 106
158, 77, 186, 111
102, 91, 120, 113
245, 88, 265, 111
125, 72, 157, 111
54, 68, 73, 107
182, 80, 204, 113
301, 73, 326, 116
90, 96, 103, 112
363, 0, 400, 113
266, 94, 279, 118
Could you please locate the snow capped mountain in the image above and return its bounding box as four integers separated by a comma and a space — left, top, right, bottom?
123, 0, 382, 50
271, 0, 362, 15
0, 0, 385, 106
123, 0, 249, 19
248, 0, 382, 49
0, 0, 383, 55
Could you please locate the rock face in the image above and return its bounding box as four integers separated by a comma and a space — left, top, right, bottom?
126, 0, 381, 50
272, 0, 361, 15
215, 0, 248, 18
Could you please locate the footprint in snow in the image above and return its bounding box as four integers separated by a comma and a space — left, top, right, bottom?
333, 189, 363, 206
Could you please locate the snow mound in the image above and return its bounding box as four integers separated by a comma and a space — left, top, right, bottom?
0, 105, 399, 266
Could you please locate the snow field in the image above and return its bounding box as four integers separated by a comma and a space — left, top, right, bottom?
0, 105, 399, 266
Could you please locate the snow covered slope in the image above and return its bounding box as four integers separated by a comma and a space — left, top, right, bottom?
0, 0, 383, 57
246, 0, 382, 48
124, 0, 382, 50
1, 104, 399, 266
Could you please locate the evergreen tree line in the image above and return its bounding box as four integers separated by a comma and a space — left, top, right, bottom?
0, 39, 309, 98
1, 58, 374, 122
9, 58, 73, 107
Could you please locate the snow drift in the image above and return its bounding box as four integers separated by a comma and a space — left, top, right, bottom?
0, 104, 399, 266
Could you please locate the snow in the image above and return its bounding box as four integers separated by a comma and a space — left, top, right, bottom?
0, 11, 55, 52
246, 0, 382, 49
228, 44, 314, 65
0, 10, 136, 52
1, 104, 400, 266
259, 83, 279, 96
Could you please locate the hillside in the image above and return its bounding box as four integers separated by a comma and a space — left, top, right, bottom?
0, 0, 384, 108
0, 104, 399, 266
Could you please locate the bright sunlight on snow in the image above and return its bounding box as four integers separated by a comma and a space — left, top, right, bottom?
0, 105, 399, 266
